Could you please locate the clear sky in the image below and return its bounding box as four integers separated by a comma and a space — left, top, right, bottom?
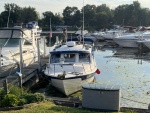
0, 0, 150, 15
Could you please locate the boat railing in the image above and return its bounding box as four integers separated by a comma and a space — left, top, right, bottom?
49, 62, 95, 76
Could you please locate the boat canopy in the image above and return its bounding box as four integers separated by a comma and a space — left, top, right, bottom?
0, 28, 31, 39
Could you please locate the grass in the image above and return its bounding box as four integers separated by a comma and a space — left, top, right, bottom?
0, 100, 137, 113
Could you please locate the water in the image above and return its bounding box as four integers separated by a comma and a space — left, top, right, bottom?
39, 35, 150, 109
94, 42, 150, 109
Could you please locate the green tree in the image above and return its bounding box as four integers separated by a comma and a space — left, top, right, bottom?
63, 6, 79, 26
21, 6, 39, 23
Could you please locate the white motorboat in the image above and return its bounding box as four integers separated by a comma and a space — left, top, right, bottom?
140, 39, 150, 50
25, 21, 42, 37
0, 28, 43, 78
113, 31, 150, 48
14, 21, 42, 38
44, 41, 98, 95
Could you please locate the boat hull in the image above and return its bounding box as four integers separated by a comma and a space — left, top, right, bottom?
113, 39, 139, 48
47, 73, 95, 96
143, 41, 150, 49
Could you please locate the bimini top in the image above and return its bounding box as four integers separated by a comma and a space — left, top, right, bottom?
50, 41, 93, 54
0, 28, 31, 39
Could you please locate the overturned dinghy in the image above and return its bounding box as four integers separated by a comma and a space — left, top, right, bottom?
44, 41, 98, 95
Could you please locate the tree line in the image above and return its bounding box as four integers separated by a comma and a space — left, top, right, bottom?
0, 1, 150, 31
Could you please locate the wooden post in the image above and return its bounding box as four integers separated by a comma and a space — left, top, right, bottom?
19, 39, 23, 73
56, 36, 58, 44
3, 79, 8, 94
43, 36, 46, 57
18, 75, 22, 88
37, 39, 41, 72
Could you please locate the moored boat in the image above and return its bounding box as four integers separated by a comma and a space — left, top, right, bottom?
0, 27, 43, 78
44, 41, 98, 95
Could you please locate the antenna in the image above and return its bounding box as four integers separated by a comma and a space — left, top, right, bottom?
7, 4, 11, 28
82, 0, 85, 45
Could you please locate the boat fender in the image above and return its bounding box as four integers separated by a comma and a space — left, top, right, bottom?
96, 69, 100, 74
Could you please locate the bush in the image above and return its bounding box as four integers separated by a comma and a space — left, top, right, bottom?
18, 98, 27, 106
8, 85, 29, 97
1, 94, 19, 107
23, 93, 45, 104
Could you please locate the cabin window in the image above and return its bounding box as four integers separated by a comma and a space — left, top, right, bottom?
79, 53, 90, 62
50, 54, 60, 63
64, 54, 75, 62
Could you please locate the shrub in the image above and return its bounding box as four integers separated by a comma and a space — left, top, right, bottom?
23, 93, 45, 104
8, 84, 29, 97
18, 98, 27, 106
1, 94, 19, 107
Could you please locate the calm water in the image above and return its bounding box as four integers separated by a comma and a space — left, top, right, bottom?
40, 35, 150, 109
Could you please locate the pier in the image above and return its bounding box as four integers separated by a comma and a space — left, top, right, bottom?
0, 56, 48, 88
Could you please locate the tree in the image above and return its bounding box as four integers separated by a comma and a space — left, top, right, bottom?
21, 6, 39, 23
81, 4, 96, 27
63, 6, 79, 25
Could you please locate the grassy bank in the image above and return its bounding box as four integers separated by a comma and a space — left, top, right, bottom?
0, 100, 137, 113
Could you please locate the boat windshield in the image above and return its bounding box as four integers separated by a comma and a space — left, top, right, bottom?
0, 38, 23, 47
64, 54, 75, 62
50, 54, 61, 63
79, 53, 90, 62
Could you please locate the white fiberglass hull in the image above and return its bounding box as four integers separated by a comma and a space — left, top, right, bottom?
0, 47, 43, 78
113, 38, 139, 48
143, 40, 150, 49
49, 74, 95, 96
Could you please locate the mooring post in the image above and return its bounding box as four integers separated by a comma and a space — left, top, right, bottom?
19, 75, 22, 88
37, 39, 41, 73
19, 39, 23, 73
43, 36, 46, 57
3, 79, 8, 94
56, 36, 58, 44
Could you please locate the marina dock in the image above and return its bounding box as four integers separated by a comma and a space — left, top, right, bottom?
0, 56, 49, 88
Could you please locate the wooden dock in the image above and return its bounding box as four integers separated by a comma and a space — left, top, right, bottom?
0, 56, 49, 88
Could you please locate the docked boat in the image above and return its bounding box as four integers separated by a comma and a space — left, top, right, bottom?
139, 39, 150, 50
25, 21, 42, 37
14, 21, 42, 39
0, 27, 43, 78
113, 31, 150, 48
44, 41, 98, 95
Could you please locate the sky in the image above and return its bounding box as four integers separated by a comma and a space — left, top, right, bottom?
0, 0, 150, 16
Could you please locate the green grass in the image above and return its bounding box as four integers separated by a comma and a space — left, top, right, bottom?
0, 100, 137, 113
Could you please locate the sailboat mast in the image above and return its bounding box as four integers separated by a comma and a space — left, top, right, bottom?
82, 0, 84, 45
7, 4, 11, 28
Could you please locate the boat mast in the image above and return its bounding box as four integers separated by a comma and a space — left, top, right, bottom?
82, 0, 85, 46
7, 4, 11, 28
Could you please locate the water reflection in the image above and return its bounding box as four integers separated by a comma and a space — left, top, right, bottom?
94, 41, 150, 109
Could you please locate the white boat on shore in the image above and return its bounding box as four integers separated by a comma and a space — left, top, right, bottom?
44, 41, 98, 95
0, 27, 43, 78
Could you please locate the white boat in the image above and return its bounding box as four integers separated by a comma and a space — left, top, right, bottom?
113, 31, 150, 48
25, 21, 42, 37
140, 39, 150, 49
44, 41, 98, 95
14, 21, 42, 38
0, 28, 43, 78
